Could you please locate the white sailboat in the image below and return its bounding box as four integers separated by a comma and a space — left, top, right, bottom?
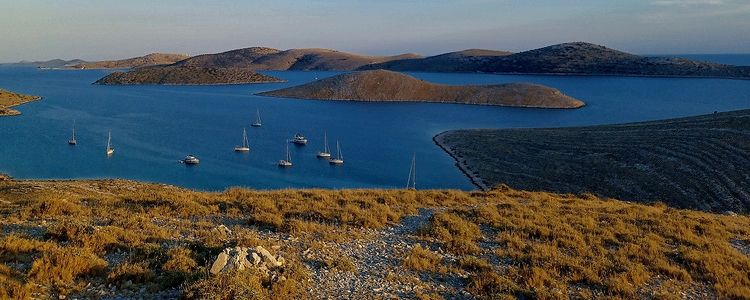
106, 130, 114, 156
251, 109, 262, 127
406, 153, 416, 190
278, 142, 293, 167
328, 141, 344, 165
68, 120, 77, 145
182, 154, 200, 165
234, 128, 251, 152
317, 131, 331, 158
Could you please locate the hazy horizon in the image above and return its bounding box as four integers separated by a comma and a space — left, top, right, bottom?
2, 0, 750, 63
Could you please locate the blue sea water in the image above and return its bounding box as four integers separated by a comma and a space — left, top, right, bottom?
1, 59, 749, 190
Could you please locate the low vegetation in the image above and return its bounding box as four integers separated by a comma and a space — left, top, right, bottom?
0, 179, 748, 299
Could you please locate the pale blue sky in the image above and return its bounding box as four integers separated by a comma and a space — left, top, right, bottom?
1, 0, 749, 62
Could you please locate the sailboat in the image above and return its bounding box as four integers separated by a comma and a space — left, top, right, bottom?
251, 109, 262, 127
406, 153, 416, 190
328, 141, 344, 165
68, 120, 77, 145
317, 131, 331, 158
106, 130, 114, 156
278, 142, 293, 167
234, 128, 251, 152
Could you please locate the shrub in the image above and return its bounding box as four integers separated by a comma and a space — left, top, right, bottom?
402, 244, 442, 272
28, 247, 107, 286
422, 212, 482, 255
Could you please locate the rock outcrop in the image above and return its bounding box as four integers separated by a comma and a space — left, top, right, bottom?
210, 246, 286, 278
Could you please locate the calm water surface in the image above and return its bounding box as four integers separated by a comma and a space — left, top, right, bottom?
1, 62, 749, 190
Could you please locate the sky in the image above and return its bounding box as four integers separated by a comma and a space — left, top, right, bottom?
1, 0, 749, 62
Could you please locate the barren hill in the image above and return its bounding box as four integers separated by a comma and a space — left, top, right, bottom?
359, 49, 512, 72
173, 47, 420, 71
362, 42, 750, 79
94, 66, 282, 85
259, 70, 584, 108
173, 47, 280, 68
70, 53, 190, 69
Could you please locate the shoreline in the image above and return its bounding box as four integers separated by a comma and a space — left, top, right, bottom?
432, 132, 488, 191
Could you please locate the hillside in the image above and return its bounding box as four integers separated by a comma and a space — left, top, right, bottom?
0, 88, 41, 116
362, 42, 750, 79
94, 66, 283, 85
0, 179, 747, 299
435, 109, 750, 213
69, 53, 190, 69
359, 49, 512, 72
259, 70, 584, 108
173, 47, 421, 71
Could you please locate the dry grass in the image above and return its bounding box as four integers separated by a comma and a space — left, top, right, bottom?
402, 244, 442, 272
0, 179, 748, 299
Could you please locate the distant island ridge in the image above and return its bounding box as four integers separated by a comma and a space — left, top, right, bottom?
88, 42, 750, 85
360, 42, 750, 79
0, 88, 40, 116
67, 53, 190, 69
259, 70, 584, 109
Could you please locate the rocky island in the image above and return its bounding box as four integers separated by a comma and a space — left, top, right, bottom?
258, 69, 585, 108
435, 109, 750, 213
0, 88, 41, 116
362, 42, 750, 79
68, 53, 190, 69
94, 66, 283, 85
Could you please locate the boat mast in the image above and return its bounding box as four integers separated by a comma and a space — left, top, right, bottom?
257, 109, 261, 124
243, 128, 249, 148
337, 141, 342, 160
71, 120, 76, 140
107, 130, 111, 150
406, 153, 416, 189
286, 143, 291, 162
324, 131, 329, 153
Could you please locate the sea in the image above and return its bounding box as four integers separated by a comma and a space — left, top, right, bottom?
1, 54, 749, 190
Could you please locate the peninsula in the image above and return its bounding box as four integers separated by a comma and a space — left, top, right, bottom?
68, 53, 190, 69
258, 70, 585, 108
0, 88, 41, 116
361, 42, 750, 79
435, 109, 750, 213
94, 66, 283, 85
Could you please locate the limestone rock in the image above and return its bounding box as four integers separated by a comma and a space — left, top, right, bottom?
209, 251, 229, 275
210, 245, 285, 276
